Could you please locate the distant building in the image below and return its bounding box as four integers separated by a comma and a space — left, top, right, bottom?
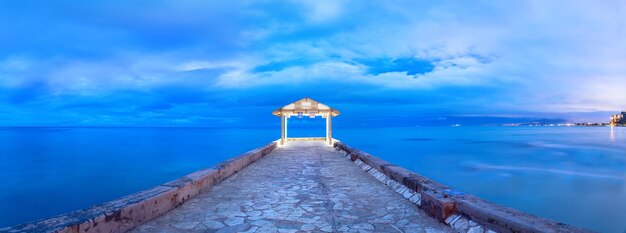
610, 111, 626, 126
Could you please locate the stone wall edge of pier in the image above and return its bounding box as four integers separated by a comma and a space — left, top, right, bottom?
333, 141, 593, 233
0, 141, 278, 233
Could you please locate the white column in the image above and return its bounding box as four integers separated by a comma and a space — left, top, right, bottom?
281, 115, 286, 145
326, 115, 332, 145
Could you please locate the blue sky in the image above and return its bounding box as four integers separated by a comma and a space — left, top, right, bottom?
0, 0, 624, 126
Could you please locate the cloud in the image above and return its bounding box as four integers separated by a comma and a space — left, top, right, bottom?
0, 0, 625, 126
297, 0, 345, 23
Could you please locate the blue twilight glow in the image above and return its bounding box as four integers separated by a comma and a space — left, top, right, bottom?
0, 1, 625, 126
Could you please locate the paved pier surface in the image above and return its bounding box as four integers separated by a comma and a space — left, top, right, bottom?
132, 141, 453, 233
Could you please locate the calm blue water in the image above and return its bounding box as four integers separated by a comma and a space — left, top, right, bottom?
336, 126, 626, 233
0, 127, 276, 228
0, 126, 624, 232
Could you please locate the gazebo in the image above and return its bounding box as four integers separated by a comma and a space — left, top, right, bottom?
272, 97, 340, 145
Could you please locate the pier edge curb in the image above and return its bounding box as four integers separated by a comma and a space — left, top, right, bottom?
0, 142, 278, 233
333, 141, 592, 233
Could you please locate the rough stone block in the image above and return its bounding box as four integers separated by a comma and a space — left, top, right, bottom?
355, 159, 364, 166
468, 225, 484, 233
401, 189, 415, 200
408, 193, 422, 205
445, 214, 461, 225
451, 216, 470, 232
420, 189, 457, 222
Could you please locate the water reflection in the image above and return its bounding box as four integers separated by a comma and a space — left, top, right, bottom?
610, 126, 615, 142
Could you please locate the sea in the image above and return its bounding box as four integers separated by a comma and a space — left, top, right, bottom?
0, 125, 624, 232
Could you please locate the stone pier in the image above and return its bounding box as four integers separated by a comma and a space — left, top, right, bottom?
131, 141, 452, 233
2, 139, 590, 233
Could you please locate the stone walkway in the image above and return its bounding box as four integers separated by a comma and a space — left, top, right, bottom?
131, 141, 453, 233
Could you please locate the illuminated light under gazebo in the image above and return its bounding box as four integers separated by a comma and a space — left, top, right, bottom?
272, 97, 340, 145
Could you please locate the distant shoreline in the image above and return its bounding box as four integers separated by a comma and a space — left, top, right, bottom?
500, 123, 616, 127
